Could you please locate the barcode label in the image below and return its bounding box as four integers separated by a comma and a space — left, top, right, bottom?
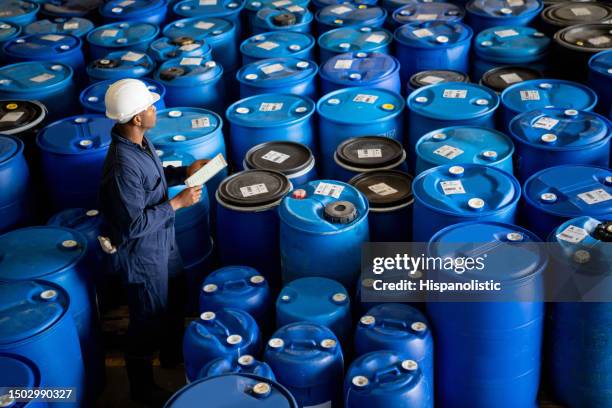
357, 148, 382, 158
331, 5, 352, 14
415, 13, 438, 20
180, 57, 203, 65
0, 111, 24, 122
41, 34, 64, 42
412, 28, 433, 38
353, 94, 378, 103
368, 182, 398, 196
184, 153, 227, 187
334, 59, 353, 69
365, 33, 385, 43
195, 21, 215, 30
433, 145, 464, 159
520, 90, 540, 101
259, 102, 283, 112
440, 180, 466, 195
30, 73, 55, 83
256, 41, 279, 50
533, 117, 559, 130
420, 75, 444, 84
101, 29, 119, 37
261, 150, 290, 163
162, 160, 182, 167
571, 7, 591, 16
191, 117, 210, 128
500, 73, 523, 84
273, 0, 291, 6
315, 182, 345, 198
240, 183, 269, 197
577, 189, 612, 205
442, 89, 467, 98
180, 43, 201, 51
261, 63, 285, 74
63, 22, 80, 30
556, 225, 588, 244
200, 0, 217, 5
122, 51, 144, 61
495, 29, 519, 38
588, 36, 611, 46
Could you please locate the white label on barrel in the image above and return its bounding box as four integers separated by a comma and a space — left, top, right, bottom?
195, 21, 215, 30
588, 36, 611, 46
357, 148, 382, 158
494, 29, 519, 38
192, 117, 211, 128
286, 5, 304, 11
259, 102, 283, 111
420, 75, 444, 84
440, 180, 465, 195
63, 22, 80, 30
0, 111, 24, 122
41, 34, 65, 42
412, 28, 433, 38
200, 0, 218, 5
30, 73, 55, 83
532, 117, 559, 130
273, 0, 291, 6
500, 73, 522, 84
304, 402, 332, 408
366, 33, 385, 43
261, 63, 285, 74
571, 7, 591, 16
415, 13, 438, 20
315, 182, 344, 198
122, 51, 144, 61
101, 29, 119, 37
262, 150, 290, 163
256, 41, 279, 50
368, 182, 398, 196
180, 43, 201, 51
442, 89, 467, 98
577, 189, 612, 205
240, 183, 269, 197
353, 94, 378, 103
520, 90, 540, 101
556, 225, 588, 243
434, 145, 464, 159
331, 5, 352, 14
334, 59, 353, 69
162, 160, 183, 167
119, 0, 135, 6
180, 57, 203, 65
507, 0, 523, 6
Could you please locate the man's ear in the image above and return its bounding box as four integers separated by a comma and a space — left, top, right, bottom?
131, 113, 142, 126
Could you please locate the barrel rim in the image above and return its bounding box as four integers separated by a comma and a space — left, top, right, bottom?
35, 113, 113, 155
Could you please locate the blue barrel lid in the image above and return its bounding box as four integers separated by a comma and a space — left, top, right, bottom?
317, 86, 404, 124
316, 4, 387, 29
589, 49, 612, 77
474, 26, 549, 62
100, 0, 167, 19
0, 21, 21, 42
148, 36, 212, 62
237, 57, 317, 89
318, 26, 392, 54
0, 134, 23, 165
47, 208, 103, 233
24, 17, 94, 38
165, 373, 297, 407
320, 51, 399, 86
392, 2, 464, 27
501, 79, 599, 114
413, 163, 521, 216
173, 0, 245, 18
154, 57, 221, 86
227, 93, 314, 128
523, 165, 612, 217
217, 170, 291, 209
416, 126, 514, 167
509, 108, 612, 150
0, 353, 42, 395
246, 0, 309, 13
279, 179, 369, 233
0, 1, 39, 23
0, 280, 70, 345
80, 78, 165, 114
3, 33, 82, 60
0, 61, 73, 94
87, 50, 156, 79
241, 31, 315, 59
199, 355, 276, 381
87, 21, 159, 49
163, 17, 235, 41
37, 114, 113, 155
394, 20, 472, 48
408, 81, 499, 120
147, 107, 222, 147
202, 265, 268, 300
253, 5, 313, 30
466, 0, 543, 18
277, 277, 349, 320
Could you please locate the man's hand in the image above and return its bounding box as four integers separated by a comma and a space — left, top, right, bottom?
170, 186, 203, 211
186, 159, 210, 177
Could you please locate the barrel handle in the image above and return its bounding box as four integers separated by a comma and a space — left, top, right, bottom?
285, 338, 318, 350
377, 317, 408, 330
372, 366, 402, 384
222, 279, 249, 291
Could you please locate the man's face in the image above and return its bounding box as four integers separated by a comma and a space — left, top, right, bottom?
140, 104, 157, 129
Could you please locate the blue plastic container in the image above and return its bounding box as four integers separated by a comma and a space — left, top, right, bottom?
86, 50, 156, 83
172, 0, 245, 32
3, 33, 85, 75
279, 180, 369, 289
226, 93, 315, 167
99, 0, 168, 25
345, 350, 433, 408
320, 51, 401, 95
315, 4, 387, 34
412, 163, 521, 241
276, 277, 351, 345
240, 31, 315, 65
317, 87, 405, 177
588, 50, 612, 117
148, 36, 212, 63
244, 0, 310, 30
0, 62, 77, 122
523, 165, 612, 240
264, 322, 344, 408
319, 26, 393, 65
407, 69, 470, 93
465, 0, 543, 34
0, 280, 85, 408
86, 21, 159, 61
349, 170, 414, 242
252, 5, 313, 34
509, 108, 611, 182
216, 170, 291, 287
183, 308, 262, 382
0, 352, 47, 408
40, 0, 101, 19
36, 115, 113, 212
393, 21, 473, 86
391, 2, 464, 29
165, 373, 297, 407
237, 57, 317, 99
24, 17, 94, 38
0, 135, 30, 234
243, 141, 317, 188
80, 78, 166, 114
197, 355, 276, 381
427, 221, 546, 408
0, 1, 39, 26
415, 126, 514, 175
313, 0, 377, 9
472, 26, 550, 81
0, 21, 22, 54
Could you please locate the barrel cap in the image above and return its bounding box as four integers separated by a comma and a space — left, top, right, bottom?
409, 69, 469, 90
240, 31, 315, 60
392, 2, 464, 27
324, 200, 357, 223
317, 86, 404, 124
0, 100, 47, 136
99, 0, 167, 19
217, 169, 291, 209
554, 23, 612, 53
466, 0, 542, 18
155, 56, 222, 85
480, 65, 542, 92
148, 36, 212, 63
172, 0, 246, 19
36, 114, 113, 155
226, 93, 314, 128
318, 26, 392, 54
593, 221, 612, 243
0, 61, 73, 93
147, 107, 222, 147
245, 141, 314, 177
394, 20, 472, 48
335, 136, 405, 170
320, 51, 399, 86
237, 57, 317, 88
315, 4, 387, 29
349, 170, 414, 210
542, 2, 612, 29
87, 21, 159, 48
3, 33, 82, 60
24, 17, 95, 38
474, 26, 549, 62
80, 79, 165, 114
0, 20, 21, 42
163, 17, 235, 41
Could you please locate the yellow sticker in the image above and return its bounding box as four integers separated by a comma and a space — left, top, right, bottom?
6, 103, 18, 110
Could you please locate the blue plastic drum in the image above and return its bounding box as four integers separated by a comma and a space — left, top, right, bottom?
86, 21, 160, 61
588, 50, 612, 117
243, 141, 317, 187
252, 5, 313, 34
465, 0, 543, 34
86, 50, 156, 83
320, 52, 401, 94
80, 78, 166, 114
237, 57, 317, 99
315, 4, 386, 34
148, 36, 212, 62
407, 69, 470, 93
197, 355, 276, 381
391, 2, 464, 29
313, 0, 377, 9
24, 17, 95, 38
3, 34, 85, 75
99, 0, 168, 25
0, 353, 47, 408
0, 135, 30, 234
0, 1, 39, 26
0, 21, 21, 55
245, 0, 310, 31
240, 31, 315, 65
318, 26, 392, 64
172, 0, 245, 33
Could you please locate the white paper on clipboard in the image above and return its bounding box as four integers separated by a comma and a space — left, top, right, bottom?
184, 153, 227, 187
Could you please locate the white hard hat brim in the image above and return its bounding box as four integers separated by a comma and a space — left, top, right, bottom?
108, 91, 161, 123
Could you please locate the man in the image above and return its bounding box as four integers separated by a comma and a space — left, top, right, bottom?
98, 79, 207, 407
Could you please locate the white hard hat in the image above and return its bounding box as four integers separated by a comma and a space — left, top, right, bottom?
104, 78, 160, 124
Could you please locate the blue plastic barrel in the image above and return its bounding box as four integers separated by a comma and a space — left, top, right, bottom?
243, 141, 317, 188
0, 62, 77, 122
86, 50, 156, 83
245, 0, 310, 31
345, 350, 433, 408
0, 280, 85, 407
276, 277, 351, 345
317, 87, 405, 177
349, 170, 414, 242
237, 57, 317, 99
319, 26, 392, 65
588, 50, 612, 117
80, 78, 166, 114
197, 355, 276, 381
36, 115, 113, 212
24, 17, 94, 38
465, 0, 543, 34
522, 165, 612, 240
407, 69, 469, 93
313, 0, 377, 9
509, 108, 611, 181
279, 180, 369, 289
86, 21, 160, 60
0, 0, 39, 26
183, 309, 262, 382
240, 31, 315, 65
99, 0, 168, 25
0, 21, 22, 54
472, 26, 550, 81
316, 4, 386, 34
172, 0, 245, 33
427, 221, 546, 407
392, 2, 464, 29
226, 93, 315, 167
252, 5, 313, 34
148, 36, 212, 63
265, 322, 344, 408
320, 51, 401, 94
415, 126, 514, 174
40, 0, 101, 19
0, 135, 30, 233
412, 163, 521, 241
0, 352, 47, 408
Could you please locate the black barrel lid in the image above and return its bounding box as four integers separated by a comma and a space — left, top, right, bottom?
217, 169, 291, 208
480, 66, 543, 93
336, 136, 405, 170
93, 58, 120, 69
542, 2, 612, 28
593, 221, 612, 242
245, 141, 313, 177
324, 200, 357, 224
544, 0, 591, 5
349, 170, 414, 209
0, 100, 47, 135
409, 70, 470, 90
273, 12, 297, 26
554, 23, 612, 53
